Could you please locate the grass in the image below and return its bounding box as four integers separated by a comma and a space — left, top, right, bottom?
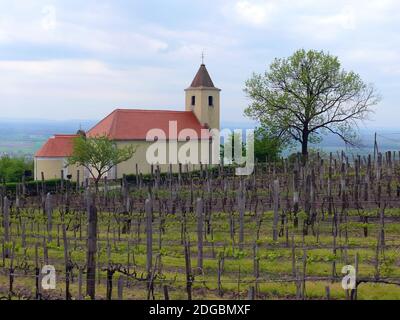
0, 205, 399, 300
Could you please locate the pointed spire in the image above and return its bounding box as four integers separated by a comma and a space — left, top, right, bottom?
189, 64, 216, 88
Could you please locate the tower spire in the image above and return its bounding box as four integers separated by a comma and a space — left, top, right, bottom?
188, 63, 216, 88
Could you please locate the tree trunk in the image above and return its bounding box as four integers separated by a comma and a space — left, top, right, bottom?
301, 131, 309, 166
94, 179, 100, 193
86, 199, 98, 299
301, 138, 308, 156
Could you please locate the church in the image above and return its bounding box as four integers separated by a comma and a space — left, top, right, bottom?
34, 63, 221, 181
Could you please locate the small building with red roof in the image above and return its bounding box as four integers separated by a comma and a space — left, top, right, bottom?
34, 63, 221, 181
34, 134, 81, 180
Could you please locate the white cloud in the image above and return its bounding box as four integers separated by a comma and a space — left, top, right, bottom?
342, 48, 400, 76
224, 0, 400, 38
41, 5, 57, 31
233, 1, 277, 26
0, 59, 186, 119
295, 6, 357, 41
0, 0, 399, 126
0, 6, 168, 57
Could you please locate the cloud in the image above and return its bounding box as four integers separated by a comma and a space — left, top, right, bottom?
224, 0, 399, 38
0, 59, 186, 120
342, 48, 400, 76
233, 1, 277, 26
0, 0, 399, 126
41, 5, 57, 31
0, 4, 168, 57
295, 6, 357, 41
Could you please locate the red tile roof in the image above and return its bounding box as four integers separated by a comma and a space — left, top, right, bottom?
35, 109, 211, 157
35, 134, 78, 157
87, 109, 210, 140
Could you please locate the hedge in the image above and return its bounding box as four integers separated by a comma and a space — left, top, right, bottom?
2, 179, 77, 196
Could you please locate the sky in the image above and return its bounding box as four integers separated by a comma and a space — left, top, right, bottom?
0, 0, 399, 128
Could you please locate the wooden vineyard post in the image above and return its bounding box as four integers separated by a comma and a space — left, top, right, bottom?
41, 172, 46, 214
2, 196, 10, 258
35, 243, 41, 300
272, 179, 280, 241
325, 286, 330, 300
45, 192, 53, 242
237, 184, 245, 250
217, 253, 224, 297
61, 169, 64, 192
106, 246, 114, 300
293, 170, 299, 228
163, 285, 170, 300
8, 242, 15, 299
374, 231, 380, 280
253, 242, 259, 298
145, 198, 153, 276
43, 237, 49, 265
379, 204, 385, 248
144, 198, 155, 299
363, 182, 369, 237
78, 268, 83, 300
291, 233, 296, 277
117, 275, 124, 300
97, 243, 102, 285
21, 222, 26, 248
301, 249, 307, 300
196, 198, 204, 272
351, 253, 359, 300
247, 286, 255, 300
327, 159, 333, 219
86, 198, 98, 300
303, 174, 311, 236
135, 164, 139, 185
184, 238, 193, 300
61, 212, 72, 300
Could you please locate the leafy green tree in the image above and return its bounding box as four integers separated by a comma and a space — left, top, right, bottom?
68, 135, 136, 191
221, 128, 281, 164
0, 156, 33, 182
253, 127, 282, 162
244, 49, 380, 156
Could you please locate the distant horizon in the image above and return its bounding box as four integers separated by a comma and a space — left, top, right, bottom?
0, 116, 398, 132
1, 116, 399, 158
0, 1, 400, 127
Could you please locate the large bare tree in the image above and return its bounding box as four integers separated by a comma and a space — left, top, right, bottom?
244, 49, 380, 156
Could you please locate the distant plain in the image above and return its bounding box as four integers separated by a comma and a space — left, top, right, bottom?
0, 119, 399, 157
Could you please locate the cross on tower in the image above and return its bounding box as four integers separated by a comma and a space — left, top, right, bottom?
201, 51, 205, 65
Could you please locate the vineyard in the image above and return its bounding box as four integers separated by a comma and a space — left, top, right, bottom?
1, 152, 400, 300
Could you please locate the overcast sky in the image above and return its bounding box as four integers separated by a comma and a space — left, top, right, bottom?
0, 0, 399, 128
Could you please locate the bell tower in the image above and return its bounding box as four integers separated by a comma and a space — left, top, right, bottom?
185, 63, 220, 130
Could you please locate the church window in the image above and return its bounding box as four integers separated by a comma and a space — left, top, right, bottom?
208, 96, 213, 106
191, 96, 196, 106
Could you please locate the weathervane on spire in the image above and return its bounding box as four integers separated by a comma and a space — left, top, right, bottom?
201, 51, 205, 65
